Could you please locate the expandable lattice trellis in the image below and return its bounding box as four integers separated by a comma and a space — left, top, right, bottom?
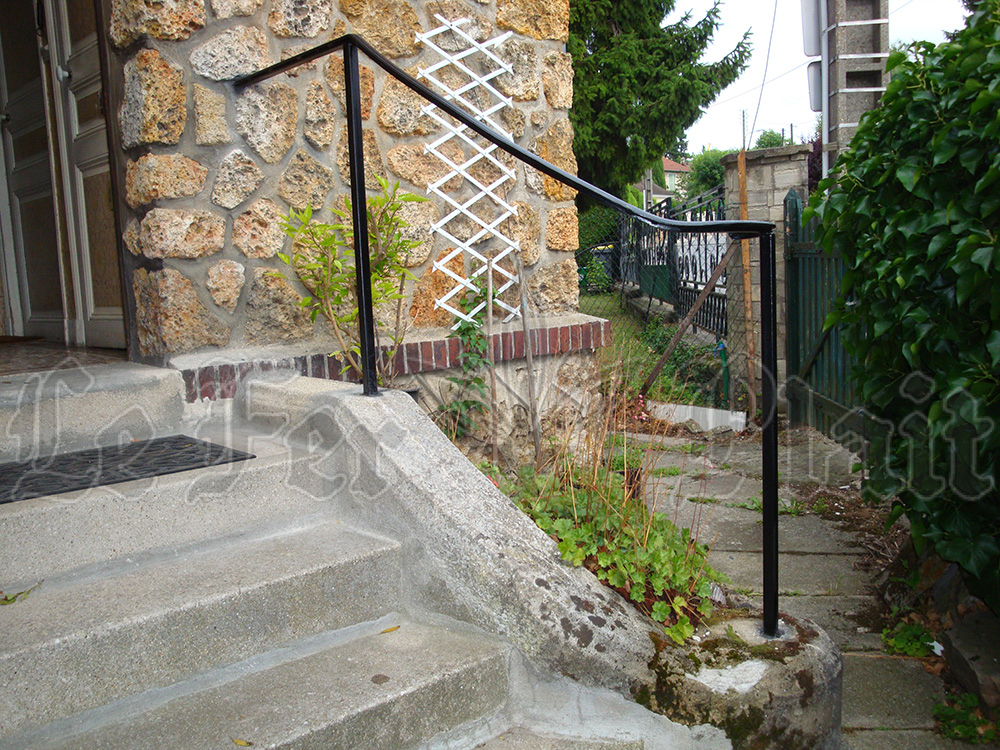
416, 16, 523, 326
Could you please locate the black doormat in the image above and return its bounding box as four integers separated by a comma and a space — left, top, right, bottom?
0, 435, 255, 504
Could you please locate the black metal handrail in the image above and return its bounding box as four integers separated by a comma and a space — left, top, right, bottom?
232, 35, 782, 638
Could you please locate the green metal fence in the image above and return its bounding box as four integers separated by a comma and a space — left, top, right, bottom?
784, 189, 863, 444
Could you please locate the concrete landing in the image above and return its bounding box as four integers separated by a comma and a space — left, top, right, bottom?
476, 727, 642, 749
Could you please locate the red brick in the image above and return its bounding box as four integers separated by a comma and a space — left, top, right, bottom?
448, 337, 461, 368
513, 330, 525, 359
182, 369, 198, 403
238, 361, 254, 383
501, 331, 512, 361
581, 322, 592, 350
219, 363, 237, 399
559, 326, 570, 353
433, 339, 447, 370
392, 347, 406, 378
549, 327, 559, 354
294, 356, 308, 375
603, 320, 612, 344
199, 366, 218, 401
259, 360, 274, 373
570, 325, 581, 351
310, 354, 326, 379
421, 341, 434, 370
591, 321, 602, 348
406, 342, 422, 373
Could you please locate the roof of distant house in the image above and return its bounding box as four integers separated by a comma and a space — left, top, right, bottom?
662, 157, 691, 173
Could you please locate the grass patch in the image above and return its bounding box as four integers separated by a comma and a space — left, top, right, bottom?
650, 466, 683, 477
687, 496, 719, 505
726, 496, 805, 516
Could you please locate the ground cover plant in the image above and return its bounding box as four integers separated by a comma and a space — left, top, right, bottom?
808, 1, 1000, 612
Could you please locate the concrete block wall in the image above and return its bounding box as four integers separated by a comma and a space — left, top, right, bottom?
721, 144, 811, 403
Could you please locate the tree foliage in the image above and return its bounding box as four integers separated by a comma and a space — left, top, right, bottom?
568, 0, 751, 199
807, 2, 1000, 612
753, 129, 784, 149
683, 148, 734, 198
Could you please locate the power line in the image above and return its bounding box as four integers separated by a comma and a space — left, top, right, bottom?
713, 61, 809, 108
749, 0, 780, 143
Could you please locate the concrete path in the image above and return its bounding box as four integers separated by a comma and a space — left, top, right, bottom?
636, 429, 978, 749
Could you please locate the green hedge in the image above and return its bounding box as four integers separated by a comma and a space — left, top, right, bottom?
808, 2, 1000, 611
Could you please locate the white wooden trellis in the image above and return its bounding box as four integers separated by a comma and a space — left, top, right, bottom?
416, 16, 523, 326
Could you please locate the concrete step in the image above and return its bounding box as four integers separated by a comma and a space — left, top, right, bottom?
14, 619, 509, 750
476, 727, 644, 749
0, 522, 401, 738
0, 363, 184, 458
0, 428, 332, 584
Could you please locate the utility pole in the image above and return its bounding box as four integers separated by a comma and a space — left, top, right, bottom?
741, 110, 747, 150
790, 122, 794, 143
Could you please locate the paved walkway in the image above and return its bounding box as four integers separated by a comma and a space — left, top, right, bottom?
634, 427, 977, 749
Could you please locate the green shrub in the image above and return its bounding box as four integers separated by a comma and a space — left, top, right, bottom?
808, 3, 1000, 612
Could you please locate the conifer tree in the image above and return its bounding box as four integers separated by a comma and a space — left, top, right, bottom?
569, 1, 751, 199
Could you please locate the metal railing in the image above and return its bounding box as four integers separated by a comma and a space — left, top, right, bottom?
233, 35, 783, 638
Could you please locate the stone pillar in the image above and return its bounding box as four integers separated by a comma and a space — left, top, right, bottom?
721, 144, 811, 406
101, 0, 577, 363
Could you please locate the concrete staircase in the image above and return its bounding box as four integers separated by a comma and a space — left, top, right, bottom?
0, 365, 648, 750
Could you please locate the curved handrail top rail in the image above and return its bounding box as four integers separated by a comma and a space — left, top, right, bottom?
233, 34, 774, 238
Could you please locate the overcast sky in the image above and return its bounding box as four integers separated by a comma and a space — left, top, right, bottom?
670, 0, 971, 153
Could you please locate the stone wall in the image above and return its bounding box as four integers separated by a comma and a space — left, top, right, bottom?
103, 0, 578, 363
721, 144, 811, 403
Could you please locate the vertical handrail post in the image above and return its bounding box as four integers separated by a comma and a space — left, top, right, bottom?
760, 229, 780, 636
343, 40, 378, 396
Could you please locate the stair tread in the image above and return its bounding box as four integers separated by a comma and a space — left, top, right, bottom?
477, 728, 643, 749
0, 521, 398, 654
31, 620, 509, 750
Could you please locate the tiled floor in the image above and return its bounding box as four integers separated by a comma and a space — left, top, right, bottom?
0, 341, 127, 376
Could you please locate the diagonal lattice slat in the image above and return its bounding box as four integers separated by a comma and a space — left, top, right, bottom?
416, 16, 523, 326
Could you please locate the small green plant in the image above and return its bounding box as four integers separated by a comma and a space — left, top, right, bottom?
610, 451, 644, 472
650, 466, 683, 477
499, 456, 726, 645
578, 250, 614, 293
687, 496, 718, 505
934, 693, 998, 744
670, 442, 706, 456
881, 621, 935, 657
0, 581, 41, 605
278, 176, 427, 385
434, 285, 491, 441
727, 495, 804, 516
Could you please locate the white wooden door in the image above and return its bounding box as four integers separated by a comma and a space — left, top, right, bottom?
45, 0, 124, 348
0, 1, 65, 340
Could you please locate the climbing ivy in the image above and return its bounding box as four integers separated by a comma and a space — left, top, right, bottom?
807, 2, 1000, 611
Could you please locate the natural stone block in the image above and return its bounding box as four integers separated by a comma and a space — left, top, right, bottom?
467, 150, 516, 199
542, 50, 573, 108
494, 39, 538, 101
527, 258, 578, 312
193, 85, 230, 145
110, 0, 205, 47
409, 248, 464, 328
124, 219, 141, 255
268, 0, 332, 37
503, 201, 540, 266
339, 0, 422, 58
376, 76, 438, 136
425, 1, 493, 51
496, 0, 569, 41
125, 154, 207, 208
530, 109, 547, 128
212, 150, 264, 209
335, 129, 386, 190
386, 141, 463, 191
305, 81, 336, 150
545, 206, 578, 251
120, 50, 186, 148
280, 45, 318, 77
278, 149, 335, 209
234, 198, 286, 258
398, 199, 439, 267
501, 106, 525, 138
190, 26, 273, 81
245, 267, 313, 344
532, 118, 577, 201
207, 260, 246, 312
235, 83, 298, 164
133, 268, 229, 355
211, 0, 264, 18
138, 208, 225, 259
324, 59, 374, 119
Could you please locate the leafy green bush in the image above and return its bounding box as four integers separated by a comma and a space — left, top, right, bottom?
501, 459, 725, 644
881, 621, 935, 657
934, 693, 998, 744
808, 3, 1000, 612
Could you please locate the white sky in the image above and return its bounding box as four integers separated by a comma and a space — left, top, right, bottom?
670, 0, 971, 153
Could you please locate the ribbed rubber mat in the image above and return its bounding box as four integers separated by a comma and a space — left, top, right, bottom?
0, 435, 255, 504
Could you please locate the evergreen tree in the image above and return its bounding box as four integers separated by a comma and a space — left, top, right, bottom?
753, 129, 784, 148
569, 1, 751, 200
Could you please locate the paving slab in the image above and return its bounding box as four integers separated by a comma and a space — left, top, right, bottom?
706, 434, 859, 487
843, 729, 973, 749
476, 727, 642, 749
751, 595, 884, 652
841, 654, 946, 731
708, 550, 870, 596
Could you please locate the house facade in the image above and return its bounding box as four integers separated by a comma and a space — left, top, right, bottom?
1, 0, 595, 403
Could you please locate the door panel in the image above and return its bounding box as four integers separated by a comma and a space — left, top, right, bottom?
47, 0, 124, 347
0, 2, 64, 340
